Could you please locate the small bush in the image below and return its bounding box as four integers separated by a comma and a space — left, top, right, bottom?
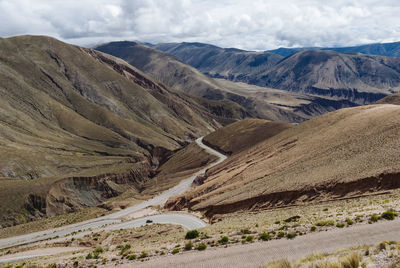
128, 254, 137, 260
196, 243, 207, 251
310, 226, 316, 232
172, 248, 179, 254
219, 236, 229, 244
378, 241, 387, 251
345, 218, 354, 225
323, 208, 328, 211
340, 252, 362, 268
259, 232, 271, 241
286, 233, 296, 239
139, 251, 148, 259
274, 221, 281, 224
246, 235, 254, 242
241, 229, 251, 234
47, 264, 57, 268
381, 210, 398, 220
316, 220, 334, 226
185, 230, 199, 239
336, 223, 345, 228
94, 247, 104, 254
86, 253, 93, 259
370, 214, 380, 222
278, 231, 285, 238
185, 241, 193, 250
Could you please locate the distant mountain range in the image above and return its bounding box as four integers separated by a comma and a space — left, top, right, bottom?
268, 41, 400, 57
96, 41, 363, 123
149, 41, 400, 105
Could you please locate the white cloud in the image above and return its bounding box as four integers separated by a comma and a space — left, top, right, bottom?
0, 0, 400, 50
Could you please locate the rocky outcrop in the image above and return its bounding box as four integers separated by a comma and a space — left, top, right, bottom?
46, 164, 151, 216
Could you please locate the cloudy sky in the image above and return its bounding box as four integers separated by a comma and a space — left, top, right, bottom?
1, 0, 400, 50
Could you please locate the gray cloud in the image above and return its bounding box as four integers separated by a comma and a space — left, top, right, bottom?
0, 0, 400, 50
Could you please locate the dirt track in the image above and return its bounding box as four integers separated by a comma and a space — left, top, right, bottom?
127, 218, 400, 268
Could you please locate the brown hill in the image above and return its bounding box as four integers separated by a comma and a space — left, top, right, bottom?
166, 104, 400, 218
376, 92, 400, 105
0, 35, 224, 226
202, 119, 292, 155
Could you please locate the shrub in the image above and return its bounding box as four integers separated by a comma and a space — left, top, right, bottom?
47, 264, 57, 268
381, 210, 398, 220
172, 248, 179, 254
345, 218, 354, 225
86, 253, 93, 259
316, 220, 334, 226
246, 235, 254, 242
241, 229, 251, 234
94, 247, 104, 254
139, 251, 148, 259
278, 231, 285, 238
184, 241, 193, 250
219, 236, 229, 244
118, 244, 131, 255
102, 258, 107, 264
259, 232, 271, 241
274, 221, 281, 224
128, 254, 137, 260
185, 230, 199, 239
310, 226, 316, 232
196, 243, 207, 251
370, 214, 380, 222
286, 233, 296, 239
378, 241, 387, 251
323, 208, 328, 211
336, 223, 344, 228
340, 252, 362, 268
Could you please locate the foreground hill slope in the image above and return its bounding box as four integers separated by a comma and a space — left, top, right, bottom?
166, 104, 400, 217
0, 35, 222, 226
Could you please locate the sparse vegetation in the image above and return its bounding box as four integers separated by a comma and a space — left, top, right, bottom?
184, 241, 193, 250
336, 223, 345, 228
196, 243, 207, 251
381, 210, 398, 220
219, 236, 229, 244
286, 233, 296, 239
316, 220, 334, 226
370, 214, 380, 222
185, 230, 200, 239
259, 232, 271, 241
